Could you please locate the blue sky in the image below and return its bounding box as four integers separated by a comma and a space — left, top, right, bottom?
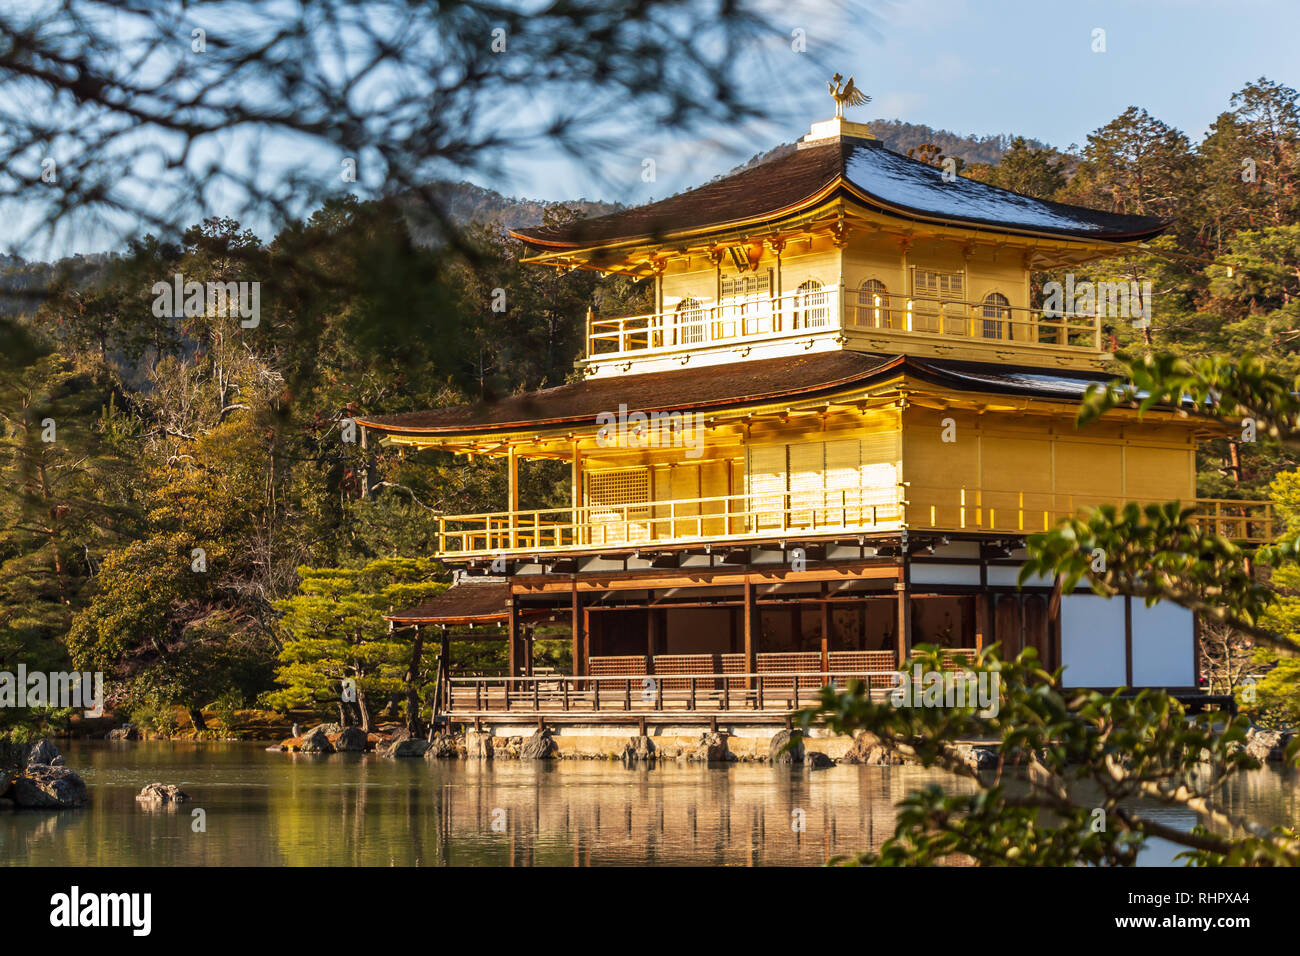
20, 0, 1300, 259
503, 0, 1300, 209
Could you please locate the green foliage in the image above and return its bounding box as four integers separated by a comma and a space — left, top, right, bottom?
267, 558, 442, 724
803, 648, 1299, 866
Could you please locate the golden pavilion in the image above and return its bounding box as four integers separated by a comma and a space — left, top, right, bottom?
358, 92, 1269, 723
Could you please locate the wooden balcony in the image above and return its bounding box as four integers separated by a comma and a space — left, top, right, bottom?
909, 488, 1276, 543
435, 489, 1275, 558
1190, 498, 1277, 543
437, 487, 906, 557
586, 287, 1103, 362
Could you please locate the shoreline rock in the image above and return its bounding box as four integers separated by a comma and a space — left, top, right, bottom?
768, 729, 804, 765
1244, 727, 1294, 763
136, 782, 190, 805
7, 764, 88, 808
520, 728, 557, 760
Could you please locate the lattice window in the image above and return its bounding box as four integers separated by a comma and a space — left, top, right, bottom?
674, 297, 706, 345
793, 278, 829, 328
913, 268, 964, 298
981, 291, 1010, 339
721, 271, 772, 337
857, 278, 890, 329
586, 468, 650, 543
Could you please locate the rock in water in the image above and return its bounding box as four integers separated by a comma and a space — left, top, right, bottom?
520, 728, 557, 760
334, 727, 369, 752
621, 735, 656, 764
768, 729, 805, 765
388, 738, 430, 758
463, 730, 493, 759
949, 744, 997, 772
804, 750, 834, 769
11, 765, 88, 808
299, 728, 336, 753
106, 725, 139, 741
302, 722, 342, 739
26, 738, 62, 767
425, 732, 462, 759
838, 731, 906, 766
686, 731, 730, 763
1245, 727, 1293, 763
136, 783, 190, 805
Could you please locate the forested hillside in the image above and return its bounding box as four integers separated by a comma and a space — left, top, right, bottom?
2, 78, 1298, 734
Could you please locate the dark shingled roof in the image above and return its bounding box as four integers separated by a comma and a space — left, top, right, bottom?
512, 136, 1167, 249
385, 581, 513, 624
357, 352, 1114, 437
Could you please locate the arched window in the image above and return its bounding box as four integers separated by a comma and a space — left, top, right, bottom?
675, 297, 705, 345
858, 279, 889, 329
793, 279, 828, 328
981, 292, 1010, 339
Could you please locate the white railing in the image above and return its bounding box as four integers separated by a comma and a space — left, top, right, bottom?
587, 286, 1104, 357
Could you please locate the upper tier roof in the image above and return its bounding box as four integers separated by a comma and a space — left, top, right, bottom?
356, 352, 1117, 438
511, 136, 1167, 250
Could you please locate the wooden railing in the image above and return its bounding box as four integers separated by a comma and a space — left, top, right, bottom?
843, 290, 1100, 350
908, 487, 1277, 543
445, 652, 985, 715
446, 670, 904, 715
587, 286, 1103, 358
1191, 498, 1277, 543
435, 489, 1276, 557
437, 486, 906, 556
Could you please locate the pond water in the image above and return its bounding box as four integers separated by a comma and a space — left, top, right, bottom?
4, 741, 1298, 866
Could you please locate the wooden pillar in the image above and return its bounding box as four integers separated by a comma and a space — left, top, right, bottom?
432, 625, 450, 723
743, 578, 759, 683
895, 565, 912, 663
570, 440, 582, 546
791, 605, 803, 652
507, 592, 520, 685
583, 607, 593, 662
524, 625, 534, 678
974, 592, 990, 654
819, 600, 831, 673
507, 444, 519, 549
571, 582, 584, 677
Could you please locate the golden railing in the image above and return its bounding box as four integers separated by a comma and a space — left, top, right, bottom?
435, 488, 1276, 557
437, 486, 906, 557
844, 291, 1100, 350
1190, 498, 1276, 543
586, 286, 1103, 357
908, 487, 1276, 544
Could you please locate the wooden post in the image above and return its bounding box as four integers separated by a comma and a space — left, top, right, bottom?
435, 626, 450, 721
571, 582, 584, 677
974, 593, 989, 653
647, 607, 658, 660
571, 439, 582, 546
507, 592, 519, 691
895, 565, 911, 664
507, 444, 519, 550
743, 577, 759, 686
525, 625, 534, 678
819, 599, 831, 675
